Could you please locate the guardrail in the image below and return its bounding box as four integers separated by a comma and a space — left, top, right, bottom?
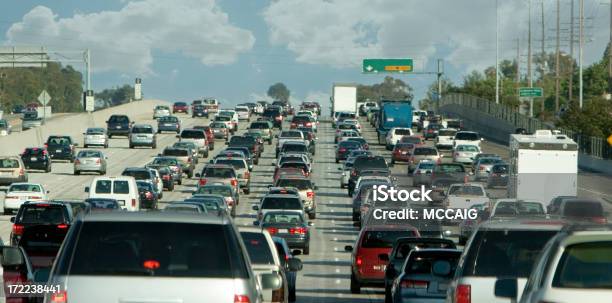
439, 93, 612, 160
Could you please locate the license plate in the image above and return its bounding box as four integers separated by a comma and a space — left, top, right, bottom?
164, 123, 172, 126
278, 229, 288, 234
373, 265, 386, 271
401, 151, 407, 155
116, 126, 121, 129
30, 157, 37, 161
197, 113, 203, 116
56, 149, 62, 153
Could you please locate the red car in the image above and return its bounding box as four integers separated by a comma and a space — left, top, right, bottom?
172, 101, 189, 113
391, 143, 415, 164
345, 224, 419, 294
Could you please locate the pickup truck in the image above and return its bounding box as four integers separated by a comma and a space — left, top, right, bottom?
21, 110, 43, 130
443, 183, 490, 210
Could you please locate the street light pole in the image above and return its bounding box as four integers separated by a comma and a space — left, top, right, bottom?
495, 0, 500, 104
579, 0, 584, 109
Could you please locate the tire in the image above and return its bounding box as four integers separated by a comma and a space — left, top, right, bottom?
268, 139, 272, 145
177, 178, 182, 185
308, 212, 316, 220
168, 183, 174, 191
303, 244, 310, 255
289, 287, 296, 302
45, 166, 51, 173
384, 285, 392, 303
74, 170, 80, 175
391, 159, 395, 164
104, 143, 109, 149
129, 144, 134, 149
350, 272, 361, 294
187, 170, 193, 179
231, 208, 236, 217
84, 144, 88, 148
157, 130, 161, 134
100, 170, 106, 175
243, 187, 250, 195
152, 143, 157, 149
108, 134, 113, 139
340, 183, 346, 189
335, 159, 339, 163
458, 236, 467, 246
204, 151, 209, 158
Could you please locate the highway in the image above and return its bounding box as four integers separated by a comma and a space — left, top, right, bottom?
0, 100, 611, 303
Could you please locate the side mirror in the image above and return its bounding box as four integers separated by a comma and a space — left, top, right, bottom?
378, 253, 389, 262
253, 221, 260, 226
195, 173, 201, 178
344, 245, 353, 252
494, 278, 518, 299
84, 186, 90, 193
260, 273, 282, 290
287, 258, 303, 271
252, 205, 259, 211
10, 217, 15, 223
292, 249, 302, 256
1, 246, 25, 266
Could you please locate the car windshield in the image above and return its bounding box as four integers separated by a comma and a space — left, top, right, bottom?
163, 149, 188, 157
280, 131, 302, 138
131, 126, 153, 133
123, 170, 152, 180
0, 158, 20, 168
361, 230, 418, 248
64, 222, 246, 278
18, 205, 67, 224
47, 137, 71, 145
109, 116, 129, 123
261, 197, 301, 209
552, 241, 612, 288
414, 148, 437, 155
250, 122, 269, 129
275, 179, 312, 190
195, 186, 232, 196
394, 129, 412, 135
215, 159, 246, 169
229, 136, 255, 144
240, 232, 275, 265
434, 164, 465, 173
494, 202, 544, 216
77, 151, 102, 158
210, 122, 226, 128
354, 157, 387, 170
9, 184, 41, 192
455, 132, 479, 140
85, 198, 119, 209
181, 130, 205, 139
158, 116, 178, 122
282, 144, 307, 153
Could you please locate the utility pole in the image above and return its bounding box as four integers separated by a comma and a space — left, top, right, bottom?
495, 0, 500, 104
609, 0, 612, 94
555, 0, 560, 112
579, 0, 584, 109
516, 38, 521, 86
528, 0, 534, 117
540, 0, 546, 113
569, 0, 574, 104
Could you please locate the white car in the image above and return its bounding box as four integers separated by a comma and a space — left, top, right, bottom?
335, 130, 360, 143
453, 144, 481, 165
218, 110, 239, 131
2, 183, 49, 214
153, 105, 171, 119
297, 110, 317, 120
412, 110, 427, 126
444, 183, 489, 210
342, 119, 361, 132
435, 128, 457, 149
385, 127, 413, 149
83, 127, 109, 148
235, 106, 250, 121
85, 176, 140, 211
453, 131, 483, 148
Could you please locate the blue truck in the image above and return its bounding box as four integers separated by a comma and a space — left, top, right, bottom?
376, 100, 413, 144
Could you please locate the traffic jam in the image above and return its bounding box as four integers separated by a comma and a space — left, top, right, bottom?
0, 95, 610, 303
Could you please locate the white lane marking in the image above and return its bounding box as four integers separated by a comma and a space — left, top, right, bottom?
331, 209, 335, 212
332, 229, 336, 233
329, 200, 334, 204
334, 247, 339, 252
335, 268, 340, 273
579, 186, 612, 197
333, 237, 338, 241
335, 279, 341, 284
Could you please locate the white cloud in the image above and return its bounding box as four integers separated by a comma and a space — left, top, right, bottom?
249, 92, 274, 102
5, 1, 255, 75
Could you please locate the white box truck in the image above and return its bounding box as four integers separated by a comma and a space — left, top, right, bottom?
508, 130, 578, 207
331, 83, 357, 115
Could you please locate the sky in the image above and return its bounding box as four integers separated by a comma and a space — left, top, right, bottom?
2, 0, 611, 108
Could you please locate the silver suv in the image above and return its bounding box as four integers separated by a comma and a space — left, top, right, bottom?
46, 212, 281, 302
129, 124, 156, 149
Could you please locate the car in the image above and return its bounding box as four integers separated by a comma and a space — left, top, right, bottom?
228, 136, 261, 162
412, 160, 435, 186
122, 167, 162, 197
74, 150, 107, 175
45, 135, 77, 162
84, 198, 121, 211
272, 237, 303, 302
177, 128, 209, 157
547, 195, 578, 214
489, 199, 546, 218
191, 126, 215, 150
248, 121, 274, 144
277, 153, 311, 171
390, 143, 416, 164
20, 147, 52, 172
390, 249, 462, 303
453, 131, 483, 148
443, 183, 490, 211
224, 147, 255, 170
435, 128, 458, 149
210, 121, 230, 140
278, 142, 310, 161
360, 101, 378, 116
471, 153, 501, 166
128, 124, 157, 149
253, 194, 304, 223
290, 115, 316, 131
430, 163, 468, 188
106, 114, 132, 138
239, 227, 292, 303
351, 181, 391, 222
192, 104, 208, 118
202, 98, 220, 114
447, 218, 564, 303
381, 237, 456, 301
458, 203, 488, 245
348, 155, 390, 196
262, 107, 283, 128
1, 182, 49, 214
9, 201, 75, 249
244, 131, 266, 152
218, 109, 239, 131
213, 157, 251, 194
83, 127, 109, 148
0, 156, 29, 185
147, 157, 183, 185
386, 127, 414, 149
273, 177, 317, 219
172, 141, 200, 162
144, 166, 174, 191
0, 118, 12, 136
156, 116, 181, 133
345, 137, 368, 150
258, 211, 313, 256
335, 140, 363, 163
345, 225, 420, 294
46, 212, 281, 302
335, 111, 357, 126
161, 147, 195, 178
274, 161, 311, 180
153, 105, 171, 119
422, 123, 443, 140
196, 164, 239, 193
21, 110, 43, 129
172, 101, 189, 113
445, 119, 464, 130
136, 180, 159, 210
276, 130, 306, 155
558, 198, 606, 223
486, 163, 509, 188
85, 176, 140, 211
473, 157, 505, 180
408, 147, 441, 173
517, 224, 612, 303
399, 135, 425, 146
235, 105, 250, 121
194, 184, 239, 216
452, 144, 481, 165
335, 129, 360, 144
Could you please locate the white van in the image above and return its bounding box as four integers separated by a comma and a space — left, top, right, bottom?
85, 176, 140, 211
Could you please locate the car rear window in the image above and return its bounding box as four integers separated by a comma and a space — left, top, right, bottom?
439, 130, 457, 136
275, 179, 312, 190
158, 116, 178, 122
230, 136, 255, 145
448, 186, 484, 196
136, 181, 154, 192
250, 122, 270, 129
455, 132, 479, 140
361, 230, 418, 248
195, 186, 232, 196
122, 170, 152, 180
185, 199, 221, 211
434, 164, 465, 173
354, 157, 387, 171
282, 144, 307, 153
456, 145, 479, 152
181, 130, 206, 139
261, 197, 302, 210
174, 102, 187, 106
131, 127, 153, 134
18, 205, 67, 224
263, 213, 304, 224
280, 131, 302, 138
216, 159, 246, 169
47, 137, 71, 145
210, 122, 227, 128
9, 184, 41, 192
479, 158, 503, 164
552, 241, 612, 288
64, 222, 247, 278
394, 129, 412, 136
109, 116, 129, 123
151, 158, 179, 166
414, 148, 437, 155
94, 180, 112, 194
163, 149, 189, 157
461, 230, 558, 277
292, 116, 309, 123
494, 202, 544, 216
404, 251, 461, 276
562, 201, 603, 217
113, 181, 130, 194
23, 149, 45, 156
203, 167, 235, 178
0, 158, 20, 168
85, 198, 119, 209
240, 232, 275, 265
492, 164, 509, 173
339, 141, 361, 148
77, 151, 102, 158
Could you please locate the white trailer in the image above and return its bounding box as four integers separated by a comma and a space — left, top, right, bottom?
331, 83, 357, 114
508, 130, 578, 207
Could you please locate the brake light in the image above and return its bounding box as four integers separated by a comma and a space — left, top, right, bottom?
162, 175, 171, 181
455, 284, 471, 303
132, 199, 136, 207
96, 158, 101, 164
231, 179, 238, 187
57, 224, 69, 229
12, 224, 24, 235
306, 122, 312, 127
19, 168, 25, 176
400, 279, 429, 289
143, 259, 160, 270
187, 158, 191, 163
364, 144, 369, 149
145, 192, 153, 199
199, 179, 207, 186
593, 216, 608, 224
244, 171, 250, 179
234, 295, 250, 303
275, 116, 282, 121
351, 170, 357, 176
44, 143, 48, 148
29, 196, 42, 199
356, 255, 363, 266
307, 191, 314, 198
290, 227, 307, 234
50, 291, 67, 303
478, 165, 485, 171
338, 148, 346, 152
267, 227, 278, 235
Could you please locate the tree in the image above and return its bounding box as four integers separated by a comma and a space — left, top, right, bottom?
267, 83, 290, 103
419, 78, 455, 110
357, 76, 414, 103
95, 84, 134, 106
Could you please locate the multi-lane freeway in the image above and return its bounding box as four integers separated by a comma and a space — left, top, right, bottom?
0, 99, 611, 303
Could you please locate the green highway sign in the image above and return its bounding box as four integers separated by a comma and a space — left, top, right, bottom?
519, 87, 543, 97
363, 58, 413, 73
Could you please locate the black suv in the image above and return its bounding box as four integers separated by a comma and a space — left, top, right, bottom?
106, 114, 132, 138
20, 147, 52, 172
228, 136, 261, 163
348, 156, 390, 196
192, 104, 208, 118
45, 135, 77, 162
10, 201, 75, 254
263, 108, 283, 129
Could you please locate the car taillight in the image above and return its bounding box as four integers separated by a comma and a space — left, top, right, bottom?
400, 279, 429, 289
29, 196, 42, 199
199, 179, 207, 186
162, 175, 170, 181
306, 122, 312, 127
267, 227, 278, 235
275, 116, 282, 121
231, 179, 238, 187
479, 165, 485, 171
455, 284, 471, 303
12, 224, 24, 235
96, 158, 101, 164
187, 158, 191, 163
50, 291, 68, 303
44, 143, 48, 148
364, 144, 369, 149
307, 191, 314, 198
56, 224, 69, 229
19, 168, 25, 176
593, 216, 608, 224
338, 148, 346, 152
244, 171, 250, 179
291, 123, 297, 127
171, 166, 179, 172
351, 170, 357, 176
356, 255, 363, 266
132, 199, 136, 207
145, 192, 153, 199
290, 227, 307, 234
